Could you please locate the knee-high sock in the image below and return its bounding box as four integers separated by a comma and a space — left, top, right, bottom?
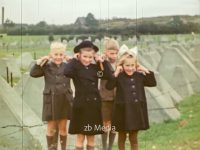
60, 135, 67, 150
53, 128, 58, 150
107, 132, 116, 150
46, 135, 57, 150
76, 147, 84, 150
101, 132, 108, 150
87, 145, 95, 150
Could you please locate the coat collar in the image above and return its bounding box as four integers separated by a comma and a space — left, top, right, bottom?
76, 59, 94, 69
121, 71, 137, 78
49, 61, 64, 68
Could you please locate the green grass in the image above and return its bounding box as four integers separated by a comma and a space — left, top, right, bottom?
113, 92, 200, 150
0, 34, 199, 59
0, 35, 76, 59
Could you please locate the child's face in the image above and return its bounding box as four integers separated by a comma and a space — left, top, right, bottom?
122, 58, 136, 76
105, 49, 118, 63
50, 50, 65, 65
79, 49, 95, 66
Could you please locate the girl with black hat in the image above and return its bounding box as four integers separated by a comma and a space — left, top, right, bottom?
64, 40, 112, 150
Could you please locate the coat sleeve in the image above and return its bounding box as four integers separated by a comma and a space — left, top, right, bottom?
105, 75, 117, 90
64, 58, 76, 78
30, 63, 44, 78
143, 71, 157, 87
97, 60, 114, 80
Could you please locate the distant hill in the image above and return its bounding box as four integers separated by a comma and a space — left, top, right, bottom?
0, 14, 199, 35
98, 15, 200, 28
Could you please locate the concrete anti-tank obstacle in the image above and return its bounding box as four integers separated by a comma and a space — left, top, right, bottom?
0, 75, 46, 149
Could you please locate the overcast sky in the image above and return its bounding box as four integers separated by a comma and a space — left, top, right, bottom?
0, 0, 199, 25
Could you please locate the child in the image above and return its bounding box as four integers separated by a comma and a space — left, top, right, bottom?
99, 38, 119, 150
30, 42, 72, 150
64, 40, 112, 150
106, 46, 157, 150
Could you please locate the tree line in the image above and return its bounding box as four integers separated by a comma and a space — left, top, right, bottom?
0, 14, 199, 36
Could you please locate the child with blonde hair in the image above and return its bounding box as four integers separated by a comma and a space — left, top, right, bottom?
30, 41, 72, 150
100, 37, 119, 150
106, 45, 157, 150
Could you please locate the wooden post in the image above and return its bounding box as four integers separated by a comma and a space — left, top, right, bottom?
34, 51, 36, 60
10, 72, 13, 87
6, 67, 9, 83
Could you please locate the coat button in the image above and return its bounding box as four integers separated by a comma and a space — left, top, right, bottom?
131, 85, 135, 88
85, 67, 89, 69
92, 82, 95, 85
94, 97, 97, 100
86, 98, 90, 101
132, 92, 136, 95
135, 99, 138, 102
130, 78, 134, 81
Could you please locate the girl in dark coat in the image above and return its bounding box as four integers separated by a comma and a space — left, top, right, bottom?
30, 42, 73, 150
64, 41, 112, 150
106, 48, 157, 150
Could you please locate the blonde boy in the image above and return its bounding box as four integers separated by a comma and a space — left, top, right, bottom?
100, 38, 119, 150
30, 42, 72, 150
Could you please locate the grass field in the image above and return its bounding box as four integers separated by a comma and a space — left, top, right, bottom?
0, 35, 56, 59
112, 92, 200, 150
0, 34, 199, 59
0, 34, 200, 149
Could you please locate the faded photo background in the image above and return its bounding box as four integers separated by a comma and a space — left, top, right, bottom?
0, 0, 200, 149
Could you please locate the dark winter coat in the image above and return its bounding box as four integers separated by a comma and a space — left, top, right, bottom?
106, 71, 156, 132
30, 61, 72, 121
64, 58, 112, 135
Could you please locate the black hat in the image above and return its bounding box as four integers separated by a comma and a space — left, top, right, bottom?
74, 40, 99, 53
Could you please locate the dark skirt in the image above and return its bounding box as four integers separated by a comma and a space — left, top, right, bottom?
69, 100, 104, 135
42, 94, 71, 121
101, 101, 114, 121
112, 101, 149, 132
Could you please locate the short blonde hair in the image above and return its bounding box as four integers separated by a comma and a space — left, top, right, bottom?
103, 37, 119, 51
50, 42, 66, 53
117, 53, 137, 66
